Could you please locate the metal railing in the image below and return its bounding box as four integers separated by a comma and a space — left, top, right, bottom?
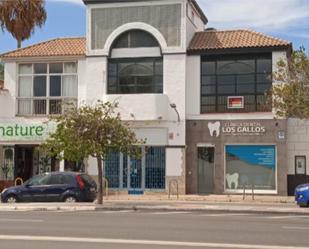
242, 184, 255, 200
168, 179, 179, 200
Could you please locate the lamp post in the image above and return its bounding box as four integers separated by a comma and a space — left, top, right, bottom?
170, 103, 180, 123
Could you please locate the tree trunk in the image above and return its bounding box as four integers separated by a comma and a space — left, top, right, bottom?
17, 39, 21, 49
96, 156, 103, 205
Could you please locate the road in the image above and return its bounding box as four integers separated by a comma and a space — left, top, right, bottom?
0, 210, 308, 249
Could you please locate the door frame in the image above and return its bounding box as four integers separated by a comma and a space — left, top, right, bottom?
196, 144, 215, 195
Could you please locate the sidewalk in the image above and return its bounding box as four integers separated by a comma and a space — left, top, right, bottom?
0, 194, 307, 215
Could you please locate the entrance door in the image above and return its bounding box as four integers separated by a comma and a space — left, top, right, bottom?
197, 146, 215, 194
129, 157, 142, 190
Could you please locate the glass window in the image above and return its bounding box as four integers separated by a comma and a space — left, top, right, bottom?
33, 76, 46, 97
112, 30, 159, 49
50, 63, 63, 74
19, 64, 32, 74
19, 76, 32, 97
225, 145, 276, 191
257, 59, 272, 73
34, 63, 47, 74
64, 62, 77, 74
17, 63, 77, 115
108, 58, 163, 94
201, 54, 272, 113
50, 76, 61, 96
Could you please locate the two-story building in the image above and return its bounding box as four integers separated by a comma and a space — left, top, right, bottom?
0, 0, 298, 196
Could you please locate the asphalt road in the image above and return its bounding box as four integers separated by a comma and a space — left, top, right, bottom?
0, 210, 308, 249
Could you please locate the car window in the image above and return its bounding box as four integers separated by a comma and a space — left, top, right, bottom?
49, 175, 62, 185
26, 174, 51, 186
80, 174, 96, 187
59, 175, 74, 185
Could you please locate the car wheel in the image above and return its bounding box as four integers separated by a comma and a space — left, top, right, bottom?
64, 196, 77, 203
5, 195, 18, 203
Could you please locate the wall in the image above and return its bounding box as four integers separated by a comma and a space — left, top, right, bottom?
186, 119, 287, 195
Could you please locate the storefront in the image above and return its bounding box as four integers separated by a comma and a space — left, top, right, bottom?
0, 119, 56, 190
186, 119, 288, 195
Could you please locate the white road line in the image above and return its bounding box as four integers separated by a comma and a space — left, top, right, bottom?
199, 213, 253, 217
151, 211, 191, 215
0, 219, 44, 223
283, 226, 309, 230
265, 216, 309, 220
0, 235, 308, 249
100, 210, 133, 214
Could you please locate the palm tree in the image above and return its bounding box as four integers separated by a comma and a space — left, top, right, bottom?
0, 0, 47, 48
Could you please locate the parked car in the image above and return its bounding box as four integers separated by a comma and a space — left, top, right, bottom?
295, 183, 309, 207
0, 172, 97, 203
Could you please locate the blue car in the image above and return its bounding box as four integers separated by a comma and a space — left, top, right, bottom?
1, 172, 97, 203
295, 183, 309, 207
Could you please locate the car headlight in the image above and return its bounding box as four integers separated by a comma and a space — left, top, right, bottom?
298, 186, 309, 192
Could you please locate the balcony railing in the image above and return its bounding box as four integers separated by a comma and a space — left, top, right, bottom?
17, 98, 77, 116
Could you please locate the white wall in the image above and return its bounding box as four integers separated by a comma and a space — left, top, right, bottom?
85, 57, 107, 103
78, 59, 87, 104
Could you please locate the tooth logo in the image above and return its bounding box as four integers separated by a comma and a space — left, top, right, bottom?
226, 173, 239, 189
208, 121, 221, 137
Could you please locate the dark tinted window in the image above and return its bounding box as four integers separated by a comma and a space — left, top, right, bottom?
34, 63, 47, 74
80, 174, 96, 187
50, 76, 61, 96
33, 76, 46, 96
108, 58, 163, 94
201, 54, 272, 113
112, 30, 159, 49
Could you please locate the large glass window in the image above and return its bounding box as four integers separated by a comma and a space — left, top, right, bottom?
201, 54, 272, 113
225, 145, 276, 192
108, 58, 163, 94
17, 62, 78, 116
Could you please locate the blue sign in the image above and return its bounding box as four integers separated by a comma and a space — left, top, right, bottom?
226, 145, 276, 170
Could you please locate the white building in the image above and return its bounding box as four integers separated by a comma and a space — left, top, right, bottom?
0, 0, 297, 195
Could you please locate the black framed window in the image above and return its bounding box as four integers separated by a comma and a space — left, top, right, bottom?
112, 30, 159, 49
201, 54, 272, 113
108, 57, 163, 94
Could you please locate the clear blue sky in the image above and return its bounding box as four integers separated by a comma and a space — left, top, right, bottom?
0, 0, 308, 54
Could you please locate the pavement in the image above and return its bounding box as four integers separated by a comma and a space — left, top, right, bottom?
0, 194, 307, 215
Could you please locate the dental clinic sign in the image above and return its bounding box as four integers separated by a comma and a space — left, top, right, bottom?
0, 121, 56, 141
208, 121, 266, 137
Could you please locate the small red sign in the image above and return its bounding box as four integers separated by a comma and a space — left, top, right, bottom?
227, 96, 244, 109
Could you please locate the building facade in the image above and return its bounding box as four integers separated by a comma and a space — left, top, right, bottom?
0, 0, 300, 196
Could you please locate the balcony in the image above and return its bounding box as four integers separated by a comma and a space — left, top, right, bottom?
104, 94, 169, 121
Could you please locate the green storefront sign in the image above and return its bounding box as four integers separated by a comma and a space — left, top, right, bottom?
0, 122, 56, 142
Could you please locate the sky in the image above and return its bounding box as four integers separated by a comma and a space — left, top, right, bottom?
0, 0, 308, 54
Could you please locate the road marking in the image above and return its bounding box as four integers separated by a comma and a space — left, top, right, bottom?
0, 219, 43, 223
199, 213, 253, 217
100, 210, 133, 214
151, 211, 191, 215
0, 235, 308, 249
283, 226, 309, 230
265, 216, 309, 220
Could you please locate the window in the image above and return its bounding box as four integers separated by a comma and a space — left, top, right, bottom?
295, 156, 306, 175
201, 54, 272, 113
108, 58, 163, 94
18, 62, 78, 115
225, 145, 276, 191
112, 30, 159, 49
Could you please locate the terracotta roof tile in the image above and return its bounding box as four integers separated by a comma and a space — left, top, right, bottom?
1, 37, 86, 59
188, 29, 291, 53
